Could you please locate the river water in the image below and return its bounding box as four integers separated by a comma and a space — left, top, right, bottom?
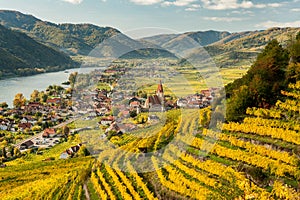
0, 67, 101, 107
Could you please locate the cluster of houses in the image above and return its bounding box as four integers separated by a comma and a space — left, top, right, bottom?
0, 102, 71, 132
0, 91, 75, 159
19, 128, 61, 150
176, 88, 218, 109
73, 60, 220, 138
0, 99, 72, 133
79, 75, 218, 136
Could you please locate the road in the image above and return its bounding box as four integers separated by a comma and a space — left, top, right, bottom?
14, 117, 79, 148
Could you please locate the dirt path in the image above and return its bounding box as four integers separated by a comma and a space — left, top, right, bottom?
83, 183, 90, 200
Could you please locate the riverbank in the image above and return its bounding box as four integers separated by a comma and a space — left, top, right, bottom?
0, 65, 80, 81
0, 67, 103, 107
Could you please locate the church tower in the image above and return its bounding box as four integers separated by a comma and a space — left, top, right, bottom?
156, 80, 164, 106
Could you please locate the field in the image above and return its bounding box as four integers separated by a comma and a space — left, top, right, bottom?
135, 63, 246, 98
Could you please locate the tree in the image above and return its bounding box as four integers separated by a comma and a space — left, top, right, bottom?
2, 147, 7, 159
130, 110, 137, 118
137, 90, 147, 98
226, 86, 254, 121
225, 40, 289, 121
14, 147, 21, 157
24, 128, 30, 134
32, 125, 42, 132
288, 32, 300, 63
13, 93, 26, 109
286, 63, 300, 83
66, 88, 72, 94
38, 91, 48, 103
69, 72, 78, 88
77, 146, 90, 156
10, 146, 14, 157
62, 125, 70, 137
286, 32, 300, 82
0, 102, 8, 108
30, 90, 40, 102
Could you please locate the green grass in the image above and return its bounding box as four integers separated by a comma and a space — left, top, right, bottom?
73, 117, 101, 129
96, 82, 111, 91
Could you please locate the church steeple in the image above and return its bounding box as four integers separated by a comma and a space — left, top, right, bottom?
156, 80, 164, 106
157, 80, 163, 94
144, 80, 165, 111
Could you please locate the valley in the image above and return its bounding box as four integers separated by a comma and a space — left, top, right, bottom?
0, 8, 300, 200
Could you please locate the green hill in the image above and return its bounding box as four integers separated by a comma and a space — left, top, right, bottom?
0, 24, 77, 78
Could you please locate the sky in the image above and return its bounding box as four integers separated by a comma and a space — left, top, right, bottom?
1, 0, 300, 37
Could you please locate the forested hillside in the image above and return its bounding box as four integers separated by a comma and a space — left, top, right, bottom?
0, 25, 76, 78
226, 32, 300, 121
0, 10, 120, 55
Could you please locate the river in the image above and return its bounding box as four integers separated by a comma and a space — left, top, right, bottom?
0, 67, 102, 108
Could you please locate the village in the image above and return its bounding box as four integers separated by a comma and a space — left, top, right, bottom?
80, 77, 218, 139
72, 61, 219, 138
0, 62, 219, 163
0, 84, 86, 162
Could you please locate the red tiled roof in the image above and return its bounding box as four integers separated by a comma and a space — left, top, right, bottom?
28, 102, 42, 107
46, 98, 61, 103
44, 128, 56, 135
101, 116, 114, 121
18, 123, 32, 129
130, 101, 140, 106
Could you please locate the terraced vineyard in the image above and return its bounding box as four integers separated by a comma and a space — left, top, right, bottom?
1, 82, 300, 199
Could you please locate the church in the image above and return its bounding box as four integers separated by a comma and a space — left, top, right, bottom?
144, 81, 165, 112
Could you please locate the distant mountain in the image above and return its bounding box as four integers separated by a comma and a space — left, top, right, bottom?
0, 24, 76, 78
1, 10, 299, 69
141, 30, 231, 49
0, 10, 120, 55
142, 28, 300, 68
204, 27, 300, 68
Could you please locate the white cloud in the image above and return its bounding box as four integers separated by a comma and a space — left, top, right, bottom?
128, 0, 284, 11
185, 7, 198, 11
268, 3, 282, 8
231, 10, 253, 14
203, 16, 244, 22
291, 8, 300, 12
62, 0, 83, 4
129, 0, 162, 5
184, 4, 201, 11
200, 0, 283, 10
256, 20, 300, 28
162, 0, 197, 7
